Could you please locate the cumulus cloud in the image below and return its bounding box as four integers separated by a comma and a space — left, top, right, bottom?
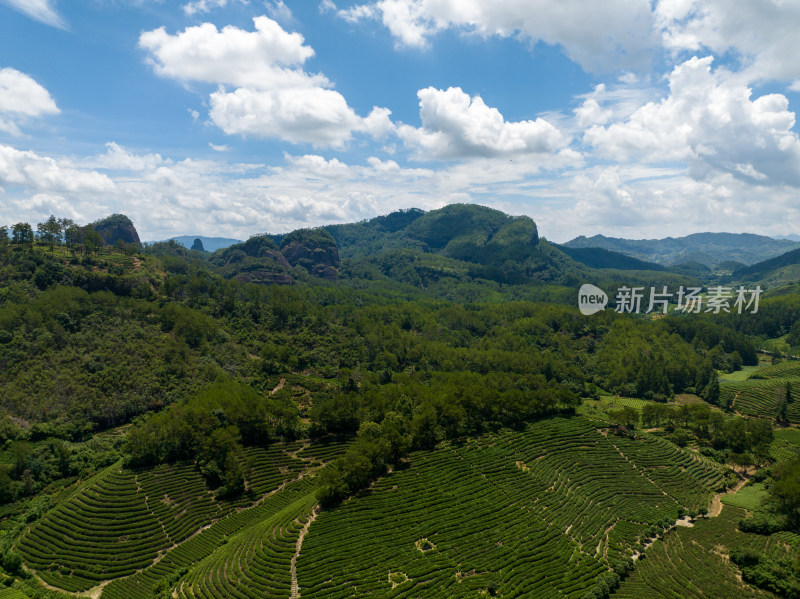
0, 0, 67, 29
0, 67, 59, 135
139, 17, 320, 89
398, 87, 567, 160
90, 142, 167, 172
583, 56, 800, 186
533, 164, 800, 242
0, 144, 115, 193
210, 87, 392, 147
335, 0, 658, 72
656, 0, 800, 82
139, 17, 393, 148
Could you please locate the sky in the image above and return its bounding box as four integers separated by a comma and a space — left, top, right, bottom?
1, 0, 800, 243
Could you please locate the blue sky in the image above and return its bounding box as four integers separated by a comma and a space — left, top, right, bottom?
2, 0, 800, 242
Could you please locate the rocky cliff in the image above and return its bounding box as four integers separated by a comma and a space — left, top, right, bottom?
279, 228, 340, 280
92, 214, 141, 246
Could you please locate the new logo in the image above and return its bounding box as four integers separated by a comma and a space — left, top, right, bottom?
578, 284, 608, 315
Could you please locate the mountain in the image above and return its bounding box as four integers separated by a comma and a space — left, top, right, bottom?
555, 244, 666, 271
564, 232, 800, 268
91, 214, 141, 246
279, 228, 339, 280
732, 247, 800, 282
774, 234, 800, 242
160, 235, 243, 252
208, 228, 340, 284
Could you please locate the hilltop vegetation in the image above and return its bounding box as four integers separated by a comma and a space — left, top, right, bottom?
1, 205, 800, 598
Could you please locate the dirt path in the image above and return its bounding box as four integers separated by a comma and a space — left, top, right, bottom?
290, 507, 319, 599
603, 520, 618, 562
709, 477, 749, 517
271, 378, 287, 395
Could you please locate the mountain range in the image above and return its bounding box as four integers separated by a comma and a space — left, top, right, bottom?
564, 232, 800, 268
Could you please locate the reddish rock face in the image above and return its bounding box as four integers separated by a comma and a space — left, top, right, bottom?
280, 234, 340, 280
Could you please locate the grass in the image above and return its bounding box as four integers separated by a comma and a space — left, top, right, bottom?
719, 365, 760, 382
721, 483, 769, 510
774, 427, 800, 445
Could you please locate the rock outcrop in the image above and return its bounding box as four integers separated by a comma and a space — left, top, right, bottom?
91, 214, 141, 246
279, 228, 340, 280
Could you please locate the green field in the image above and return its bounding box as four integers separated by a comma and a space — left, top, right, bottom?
3, 416, 737, 599
720, 377, 800, 422
719, 365, 761, 382
296, 416, 724, 598
615, 505, 799, 598
775, 427, 800, 444
721, 483, 769, 510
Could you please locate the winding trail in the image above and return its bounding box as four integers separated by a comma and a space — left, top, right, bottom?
709, 476, 749, 517
291, 507, 319, 599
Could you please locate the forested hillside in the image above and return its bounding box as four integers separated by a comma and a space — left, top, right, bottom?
1, 206, 799, 599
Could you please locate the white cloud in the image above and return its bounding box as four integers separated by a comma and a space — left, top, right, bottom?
0, 67, 59, 135
574, 85, 613, 129
209, 87, 392, 148
398, 87, 567, 159
0, 144, 115, 194
335, 0, 658, 72
583, 56, 800, 186
182, 0, 246, 17
0, 0, 66, 29
535, 165, 800, 242
3, 139, 799, 244
91, 142, 167, 172
209, 143, 229, 152
140, 16, 392, 148
139, 17, 320, 89
656, 0, 800, 82
265, 0, 293, 24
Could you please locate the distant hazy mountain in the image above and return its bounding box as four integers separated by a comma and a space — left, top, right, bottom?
555, 244, 665, 271
564, 232, 800, 268
157, 236, 243, 252
733, 247, 800, 279
774, 234, 800, 242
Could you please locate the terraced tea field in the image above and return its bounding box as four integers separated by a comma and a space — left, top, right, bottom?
296, 417, 725, 598
721, 377, 800, 422
13, 440, 340, 598
9, 418, 777, 599
748, 360, 800, 380
614, 505, 800, 598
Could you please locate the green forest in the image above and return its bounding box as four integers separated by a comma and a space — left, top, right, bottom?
1, 205, 800, 598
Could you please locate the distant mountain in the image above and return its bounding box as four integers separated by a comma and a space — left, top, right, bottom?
774, 234, 800, 242
564, 232, 800, 268
555, 245, 665, 271
160, 236, 243, 252
733, 247, 800, 279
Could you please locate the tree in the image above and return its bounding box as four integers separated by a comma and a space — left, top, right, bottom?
702, 373, 720, 406
609, 406, 639, 429
0, 225, 8, 246
37, 215, 62, 248
63, 221, 82, 250
11, 222, 34, 246
82, 226, 104, 253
